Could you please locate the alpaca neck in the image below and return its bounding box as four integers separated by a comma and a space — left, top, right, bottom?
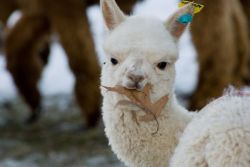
163, 93, 193, 137
102, 90, 194, 167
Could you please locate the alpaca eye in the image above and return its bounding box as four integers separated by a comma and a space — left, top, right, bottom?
157, 62, 168, 70
111, 58, 118, 65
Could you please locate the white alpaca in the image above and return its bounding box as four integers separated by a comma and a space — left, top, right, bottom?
100, 0, 250, 167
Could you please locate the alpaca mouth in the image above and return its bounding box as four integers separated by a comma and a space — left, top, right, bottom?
124, 82, 145, 91
103, 83, 169, 134
125, 84, 141, 90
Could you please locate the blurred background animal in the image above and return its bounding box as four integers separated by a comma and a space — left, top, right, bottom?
189, 0, 250, 110
0, 0, 140, 126
0, 23, 3, 53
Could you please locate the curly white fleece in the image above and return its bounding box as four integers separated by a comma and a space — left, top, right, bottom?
170, 95, 250, 167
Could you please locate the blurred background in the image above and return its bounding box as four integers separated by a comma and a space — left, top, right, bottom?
0, 0, 249, 166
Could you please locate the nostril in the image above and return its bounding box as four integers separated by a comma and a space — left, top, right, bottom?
128, 74, 144, 83
128, 75, 134, 81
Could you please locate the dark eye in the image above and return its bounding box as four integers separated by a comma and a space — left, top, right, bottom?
110, 58, 118, 65
157, 62, 168, 70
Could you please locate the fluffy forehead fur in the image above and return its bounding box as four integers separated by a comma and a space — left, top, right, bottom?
103, 16, 178, 63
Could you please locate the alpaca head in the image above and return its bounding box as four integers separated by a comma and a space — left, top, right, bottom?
101, 0, 193, 97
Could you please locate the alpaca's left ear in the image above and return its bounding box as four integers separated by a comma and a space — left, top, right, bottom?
165, 4, 194, 39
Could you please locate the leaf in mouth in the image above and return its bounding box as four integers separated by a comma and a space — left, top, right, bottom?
103, 84, 169, 122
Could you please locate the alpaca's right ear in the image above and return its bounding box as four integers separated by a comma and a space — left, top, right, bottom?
165, 4, 194, 40
101, 0, 127, 30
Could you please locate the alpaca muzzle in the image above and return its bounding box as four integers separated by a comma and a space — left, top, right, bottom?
125, 73, 146, 90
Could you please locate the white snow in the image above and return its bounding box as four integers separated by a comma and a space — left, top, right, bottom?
0, 0, 198, 101
0, 56, 17, 100
7, 11, 22, 27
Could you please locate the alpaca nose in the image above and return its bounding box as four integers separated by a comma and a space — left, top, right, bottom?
128, 74, 145, 83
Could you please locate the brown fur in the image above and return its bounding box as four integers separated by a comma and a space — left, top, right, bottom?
6, 15, 50, 111
0, 0, 18, 25
190, 0, 250, 110
240, 0, 250, 84
0, 24, 3, 52
1, 0, 139, 126
0, 0, 18, 52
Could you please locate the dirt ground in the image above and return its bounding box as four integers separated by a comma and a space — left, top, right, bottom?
0, 95, 124, 167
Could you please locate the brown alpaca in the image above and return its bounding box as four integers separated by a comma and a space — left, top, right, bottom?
0, 0, 50, 61
240, 0, 250, 84
189, 0, 250, 110
1, 0, 138, 126
0, 25, 3, 51
0, 0, 18, 25
0, 0, 18, 52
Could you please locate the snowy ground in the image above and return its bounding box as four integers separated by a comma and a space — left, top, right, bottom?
0, 95, 124, 167
0, 0, 198, 167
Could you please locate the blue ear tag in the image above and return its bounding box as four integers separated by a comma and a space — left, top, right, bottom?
178, 13, 193, 24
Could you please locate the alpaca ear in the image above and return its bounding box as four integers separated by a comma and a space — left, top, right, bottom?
101, 0, 127, 30
165, 4, 194, 39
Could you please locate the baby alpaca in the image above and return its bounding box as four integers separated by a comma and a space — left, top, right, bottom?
100, 0, 250, 167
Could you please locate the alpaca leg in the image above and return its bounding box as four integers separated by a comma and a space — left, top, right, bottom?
85, 0, 138, 14
0, 23, 3, 51
230, 0, 250, 86
190, 1, 238, 110
0, 0, 19, 51
240, 0, 250, 85
52, 13, 101, 128
5, 15, 50, 123
189, 64, 234, 110
38, 39, 50, 66
0, 0, 18, 25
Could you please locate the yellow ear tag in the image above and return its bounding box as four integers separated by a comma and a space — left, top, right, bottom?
178, 0, 204, 14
